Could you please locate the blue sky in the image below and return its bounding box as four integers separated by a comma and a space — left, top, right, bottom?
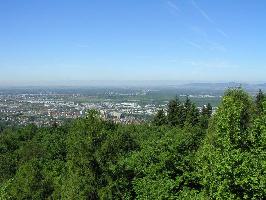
1, 0, 266, 83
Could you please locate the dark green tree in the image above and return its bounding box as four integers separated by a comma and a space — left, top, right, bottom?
167, 97, 186, 127
185, 103, 200, 126
167, 98, 180, 126
255, 89, 265, 115
201, 103, 212, 118
153, 109, 166, 126
200, 103, 212, 129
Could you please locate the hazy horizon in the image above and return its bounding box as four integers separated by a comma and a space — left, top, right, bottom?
0, 80, 265, 88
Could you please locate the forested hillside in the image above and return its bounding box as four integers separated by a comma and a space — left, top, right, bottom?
0, 88, 265, 199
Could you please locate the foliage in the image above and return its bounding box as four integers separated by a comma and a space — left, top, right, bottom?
0, 88, 265, 199
255, 89, 265, 115
198, 88, 266, 199
153, 109, 167, 126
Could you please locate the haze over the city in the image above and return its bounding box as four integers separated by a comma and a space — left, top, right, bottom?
1, 0, 266, 84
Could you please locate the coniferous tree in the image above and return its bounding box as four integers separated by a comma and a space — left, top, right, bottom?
200, 103, 212, 129
206, 103, 212, 117
255, 89, 265, 115
167, 97, 187, 127
184, 96, 192, 114
153, 109, 166, 126
185, 103, 200, 126
183, 96, 200, 126
167, 98, 180, 126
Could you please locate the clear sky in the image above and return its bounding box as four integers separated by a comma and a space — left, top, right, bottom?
1, 0, 266, 83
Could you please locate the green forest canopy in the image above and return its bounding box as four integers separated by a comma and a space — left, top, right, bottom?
0, 88, 266, 199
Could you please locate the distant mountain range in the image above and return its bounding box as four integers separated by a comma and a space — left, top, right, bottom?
0, 80, 265, 91
174, 82, 266, 91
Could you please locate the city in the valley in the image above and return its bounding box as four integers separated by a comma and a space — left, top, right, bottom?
1, 82, 264, 126
0, 84, 226, 126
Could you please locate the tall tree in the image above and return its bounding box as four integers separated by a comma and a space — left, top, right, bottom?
167, 97, 181, 126
198, 89, 266, 199
200, 103, 212, 129
255, 89, 265, 115
153, 109, 167, 126
185, 103, 200, 126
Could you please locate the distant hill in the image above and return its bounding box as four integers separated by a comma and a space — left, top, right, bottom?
0, 81, 265, 92
178, 82, 266, 92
